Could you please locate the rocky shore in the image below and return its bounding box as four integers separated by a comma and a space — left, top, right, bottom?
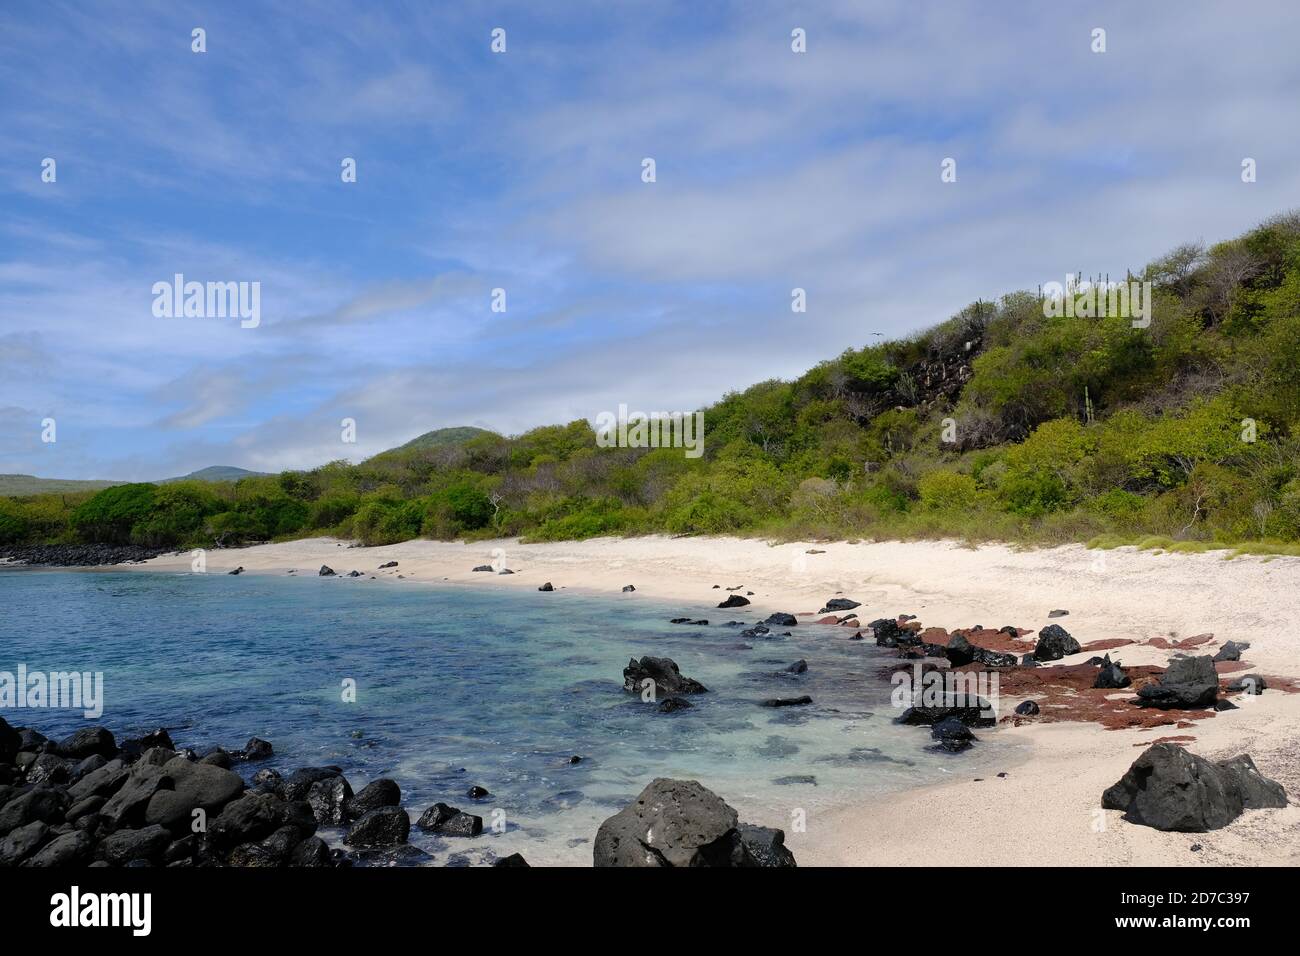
0, 543, 169, 568
0, 718, 797, 868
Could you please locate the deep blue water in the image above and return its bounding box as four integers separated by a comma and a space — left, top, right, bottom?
0, 568, 1010, 864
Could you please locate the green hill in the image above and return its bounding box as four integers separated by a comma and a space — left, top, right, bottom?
157, 466, 268, 484
7, 211, 1300, 555
374, 426, 496, 457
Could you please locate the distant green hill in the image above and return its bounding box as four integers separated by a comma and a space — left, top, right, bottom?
157, 466, 268, 484
374, 426, 496, 457
0, 474, 122, 495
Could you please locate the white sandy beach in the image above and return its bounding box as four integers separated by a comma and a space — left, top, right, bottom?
127, 534, 1300, 866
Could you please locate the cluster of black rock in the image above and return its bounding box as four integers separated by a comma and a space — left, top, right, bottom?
0, 718, 522, 868
1103, 743, 1288, 831
0, 543, 167, 567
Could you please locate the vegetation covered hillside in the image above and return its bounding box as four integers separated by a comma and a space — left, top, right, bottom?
5, 212, 1300, 555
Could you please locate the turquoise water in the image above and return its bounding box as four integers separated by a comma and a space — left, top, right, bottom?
0, 568, 1012, 864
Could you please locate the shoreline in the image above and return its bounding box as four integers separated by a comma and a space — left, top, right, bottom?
13, 533, 1300, 865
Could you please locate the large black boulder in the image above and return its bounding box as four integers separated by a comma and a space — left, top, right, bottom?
1137, 655, 1219, 708
717, 594, 750, 608
763, 613, 798, 627
869, 618, 908, 647
593, 778, 796, 867
1101, 743, 1286, 831
622, 656, 708, 696
143, 756, 245, 831
1032, 624, 1080, 662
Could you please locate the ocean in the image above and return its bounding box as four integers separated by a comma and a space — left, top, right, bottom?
0, 568, 1014, 864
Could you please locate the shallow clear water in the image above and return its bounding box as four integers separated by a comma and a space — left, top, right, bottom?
0, 568, 1016, 864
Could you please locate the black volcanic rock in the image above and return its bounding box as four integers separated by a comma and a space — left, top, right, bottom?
717, 594, 751, 608
1032, 624, 1080, 661
622, 656, 708, 696
1137, 655, 1219, 709
1101, 743, 1285, 831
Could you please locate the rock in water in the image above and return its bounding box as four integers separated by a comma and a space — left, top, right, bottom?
345, 779, 401, 820
930, 717, 978, 753
1137, 655, 1219, 708
416, 803, 483, 836
1032, 624, 1080, 661
760, 696, 812, 707
657, 697, 693, 713
869, 618, 906, 647
343, 807, 410, 847
538, 582, 554, 591
593, 778, 796, 867
1102, 743, 1285, 831
717, 594, 750, 608
622, 656, 708, 696
318, 565, 336, 576
763, 613, 798, 627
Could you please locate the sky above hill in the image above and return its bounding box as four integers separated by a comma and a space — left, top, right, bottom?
2, 0, 1299, 479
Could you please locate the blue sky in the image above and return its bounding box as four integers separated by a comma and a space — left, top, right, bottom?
2, 0, 1299, 479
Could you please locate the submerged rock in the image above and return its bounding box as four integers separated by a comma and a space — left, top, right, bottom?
760, 696, 812, 708
657, 697, 693, 713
